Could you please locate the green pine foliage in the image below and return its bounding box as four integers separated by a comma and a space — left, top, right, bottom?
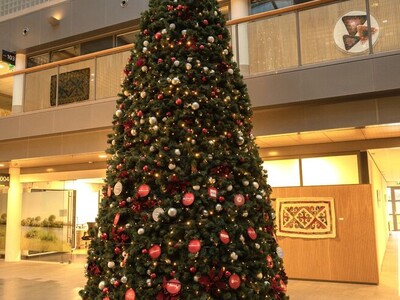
80, 0, 288, 299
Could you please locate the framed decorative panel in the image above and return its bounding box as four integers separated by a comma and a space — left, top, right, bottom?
50, 68, 90, 106
276, 197, 336, 239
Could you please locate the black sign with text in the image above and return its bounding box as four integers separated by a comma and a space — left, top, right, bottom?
2, 50, 16, 65
0, 174, 10, 187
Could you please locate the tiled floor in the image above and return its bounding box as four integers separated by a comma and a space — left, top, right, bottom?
0, 233, 398, 300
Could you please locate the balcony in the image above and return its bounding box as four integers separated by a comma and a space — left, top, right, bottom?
0, 0, 399, 119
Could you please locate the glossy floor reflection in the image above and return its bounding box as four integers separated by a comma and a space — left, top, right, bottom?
0, 233, 398, 300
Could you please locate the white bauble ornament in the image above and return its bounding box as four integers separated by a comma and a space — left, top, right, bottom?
149, 116, 157, 125
181, 29, 187, 36
193, 185, 200, 191
98, 281, 106, 290
168, 163, 176, 170
174, 149, 181, 156
146, 279, 152, 287
152, 208, 165, 222
277, 246, 284, 258
170, 23, 176, 30
143, 40, 149, 47
253, 182, 260, 189
142, 47, 148, 53
191, 102, 200, 110
185, 63, 192, 70
215, 204, 222, 211
227, 185, 233, 191
228, 68, 234, 74
242, 180, 249, 186
207, 36, 215, 43
121, 276, 128, 284
138, 228, 145, 235
131, 129, 137, 136
230, 252, 238, 260
141, 66, 148, 72
257, 273, 263, 279
140, 91, 147, 98
174, 60, 180, 67
171, 77, 180, 85
168, 208, 177, 217
108, 261, 115, 268
161, 28, 167, 35
115, 109, 122, 117
255, 243, 260, 249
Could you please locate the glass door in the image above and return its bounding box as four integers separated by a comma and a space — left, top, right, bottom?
388, 187, 400, 231
21, 189, 76, 263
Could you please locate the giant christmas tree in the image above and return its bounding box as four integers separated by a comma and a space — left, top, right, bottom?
80, 0, 288, 299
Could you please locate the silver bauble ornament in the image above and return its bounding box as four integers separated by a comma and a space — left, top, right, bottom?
121, 276, 128, 284
191, 102, 200, 110
171, 77, 180, 85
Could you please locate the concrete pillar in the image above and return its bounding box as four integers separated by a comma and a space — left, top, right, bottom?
5, 166, 22, 261
11, 53, 26, 114
231, 0, 250, 75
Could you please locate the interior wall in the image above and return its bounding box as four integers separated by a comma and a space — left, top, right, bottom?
271, 184, 379, 284
368, 152, 390, 270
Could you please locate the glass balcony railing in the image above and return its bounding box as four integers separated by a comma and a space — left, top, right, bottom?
0, 0, 399, 117
228, 0, 400, 75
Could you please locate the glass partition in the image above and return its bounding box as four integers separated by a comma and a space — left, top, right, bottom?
96, 51, 131, 99
248, 12, 298, 74
24, 67, 58, 111
0, 76, 12, 116
370, 0, 400, 54
0, 190, 7, 256
21, 189, 75, 262
299, 0, 368, 65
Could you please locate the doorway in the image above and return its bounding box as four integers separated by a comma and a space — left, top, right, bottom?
388, 187, 400, 231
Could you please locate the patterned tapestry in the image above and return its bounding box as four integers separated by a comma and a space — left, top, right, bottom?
276, 197, 336, 239
50, 68, 90, 106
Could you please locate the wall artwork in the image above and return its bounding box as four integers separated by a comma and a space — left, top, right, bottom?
276, 197, 336, 239
50, 68, 90, 106
333, 11, 379, 53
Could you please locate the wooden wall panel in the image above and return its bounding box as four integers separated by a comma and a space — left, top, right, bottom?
272, 184, 379, 284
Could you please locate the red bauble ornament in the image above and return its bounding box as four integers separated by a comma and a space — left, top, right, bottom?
229, 274, 241, 289
155, 32, 162, 40
203, 19, 209, 25
182, 193, 195, 206
142, 249, 148, 254
136, 110, 143, 117
225, 271, 231, 277
218, 196, 225, 202
150, 273, 157, 279
202, 128, 208, 134
125, 288, 136, 300
101, 233, 108, 240
234, 194, 245, 206
247, 227, 257, 240
175, 98, 183, 105
113, 281, 120, 288
199, 45, 205, 50
188, 239, 201, 253
157, 93, 164, 100
119, 201, 126, 208
149, 245, 161, 259
166, 279, 181, 295
113, 213, 120, 225
158, 58, 163, 64
219, 230, 230, 244
138, 184, 150, 197
189, 266, 197, 273
114, 247, 121, 255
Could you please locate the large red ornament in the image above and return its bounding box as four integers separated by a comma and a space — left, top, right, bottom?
125, 288, 136, 300
219, 230, 230, 244
228, 274, 241, 289
138, 184, 150, 197
234, 194, 245, 206
155, 32, 162, 40
166, 279, 182, 295
182, 193, 195, 206
188, 239, 201, 253
149, 245, 161, 259
247, 227, 257, 240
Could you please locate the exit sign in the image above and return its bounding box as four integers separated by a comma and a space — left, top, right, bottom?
2, 50, 16, 66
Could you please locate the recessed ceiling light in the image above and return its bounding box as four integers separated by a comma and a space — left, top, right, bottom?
98, 154, 107, 158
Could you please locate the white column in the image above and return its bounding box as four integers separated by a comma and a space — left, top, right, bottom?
12, 53, 26, 114
5, 166, 22, 262
231, 0, 250, 75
